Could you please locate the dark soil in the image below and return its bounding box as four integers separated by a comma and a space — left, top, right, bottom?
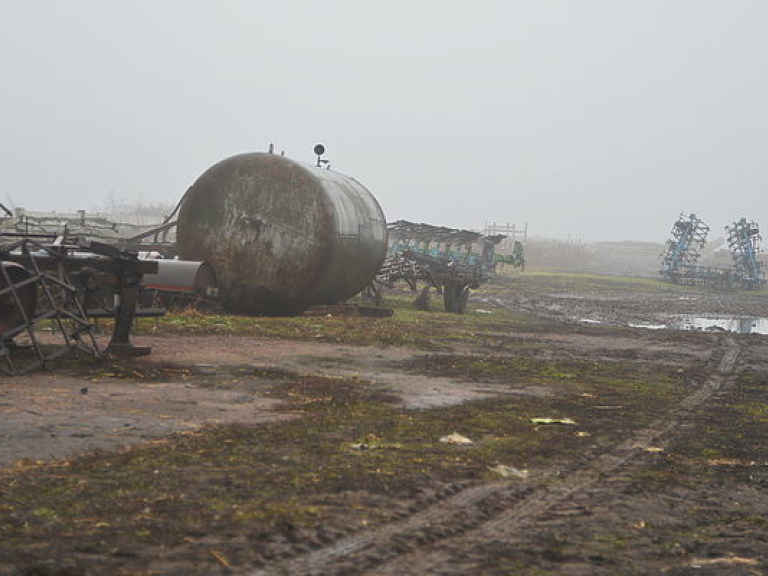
1, 274, 767, 575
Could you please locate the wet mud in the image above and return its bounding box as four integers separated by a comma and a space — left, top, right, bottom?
1, 276, 767, 575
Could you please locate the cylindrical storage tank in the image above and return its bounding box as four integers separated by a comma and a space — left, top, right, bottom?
176, 153, 387, 314
141, 260, 218, 299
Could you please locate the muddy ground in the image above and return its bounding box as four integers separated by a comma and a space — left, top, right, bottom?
1, 275, 767, 575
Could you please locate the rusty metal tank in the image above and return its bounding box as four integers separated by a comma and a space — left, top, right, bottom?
176, 152, 387, 314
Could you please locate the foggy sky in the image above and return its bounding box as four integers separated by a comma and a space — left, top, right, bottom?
2, 1, 767, 242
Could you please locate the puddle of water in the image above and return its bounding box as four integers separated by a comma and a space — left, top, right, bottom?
628, 317, 768, 334
672, 316, 768, 335
579, 314, 768, 335
629, 323, 667, 330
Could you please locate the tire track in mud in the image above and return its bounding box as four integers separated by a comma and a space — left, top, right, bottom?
251, 335, 741, 576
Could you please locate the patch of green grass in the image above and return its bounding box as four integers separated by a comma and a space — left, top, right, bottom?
128, 293, 533, 351
502, 271, 721, 297
592, 533, 630, 551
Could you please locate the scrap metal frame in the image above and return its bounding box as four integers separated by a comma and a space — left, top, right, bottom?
1, 234, 160, 375
1, 236, 100, 374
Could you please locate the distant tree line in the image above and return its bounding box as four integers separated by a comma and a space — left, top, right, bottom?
96, 197, 176, 226
523, 238, 677, 278
523, 238, 597, 273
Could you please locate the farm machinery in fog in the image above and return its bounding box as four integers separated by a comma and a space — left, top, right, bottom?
1, 146, 523, 373
0, 148, 386, 372
373, 220, 523, 314
660, 213, 766, 289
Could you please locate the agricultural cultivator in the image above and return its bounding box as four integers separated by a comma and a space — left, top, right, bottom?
726, 218, 765, 289
659, 213, 709, 283
374, 220, 524, 313
659, 213, 765, 289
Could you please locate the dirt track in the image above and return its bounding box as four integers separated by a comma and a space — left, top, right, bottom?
255, 335, 743, 576
1, 276, 767, 575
